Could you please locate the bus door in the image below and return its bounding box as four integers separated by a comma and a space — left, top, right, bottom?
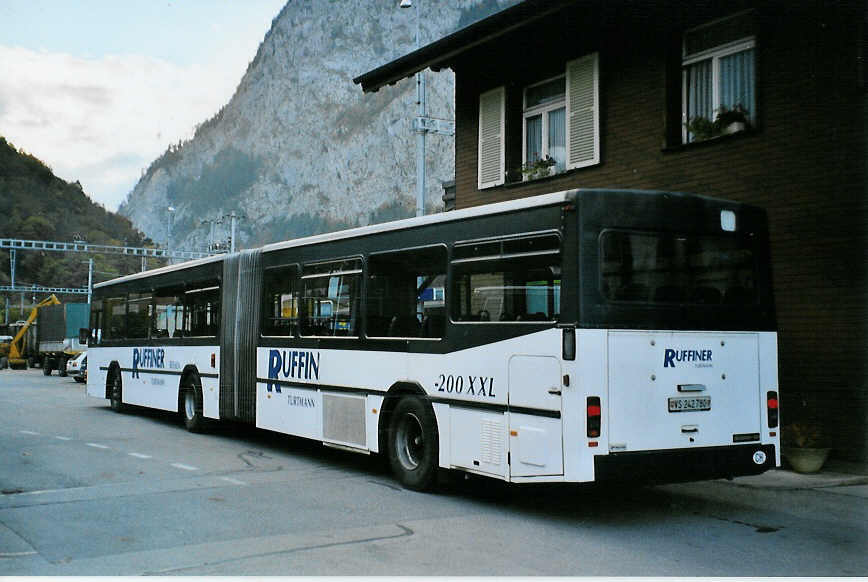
508, 354, 564, 477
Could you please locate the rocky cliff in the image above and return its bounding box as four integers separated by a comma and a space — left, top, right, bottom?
120, 0, 513, 251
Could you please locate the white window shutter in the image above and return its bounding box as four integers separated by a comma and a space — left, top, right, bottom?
478, 86, 505, 189
566, 53, 599, 169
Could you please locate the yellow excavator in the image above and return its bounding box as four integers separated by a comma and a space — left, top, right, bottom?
0, 294, 60, 369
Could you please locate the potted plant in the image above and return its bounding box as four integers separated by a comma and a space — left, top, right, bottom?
685, 104, 751, 142
521, 156, 557, 181
782, 422, 832, 473
685, 115, 715, 141
714, 104, 750, 135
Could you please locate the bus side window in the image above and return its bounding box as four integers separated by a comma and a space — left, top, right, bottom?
153, 287, 184, 338
366, 246, 446, 339
451, 234, 561, 323
89, 298, 103, 345
300, 258, 362, 338
183, 282, 220, 337
103, 296, 126, 340
262, 265, 299, 337
126, 292, 152, 339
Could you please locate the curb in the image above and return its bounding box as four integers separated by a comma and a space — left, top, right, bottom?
722, 469, 868, 491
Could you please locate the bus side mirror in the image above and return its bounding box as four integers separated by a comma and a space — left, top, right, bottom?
79, 328, 89, 345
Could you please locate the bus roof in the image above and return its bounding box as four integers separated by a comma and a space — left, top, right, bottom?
94, 188, 746, 290
94, 190, 577, 289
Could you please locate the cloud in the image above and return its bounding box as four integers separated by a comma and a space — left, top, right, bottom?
0, 45, 247, 211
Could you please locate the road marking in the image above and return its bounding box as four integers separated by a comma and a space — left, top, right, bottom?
220, 476, 247, 486
19, 430, 40, 435
55, 436, 72, 441
0, 551, 37, 558
171, 463, 199, 471
86, 443, 110, 449
129, 453, 152, 459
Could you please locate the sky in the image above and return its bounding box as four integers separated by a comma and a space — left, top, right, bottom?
0, 0, 287, 211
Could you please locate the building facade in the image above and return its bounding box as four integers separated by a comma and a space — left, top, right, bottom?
356, 0, 867, 461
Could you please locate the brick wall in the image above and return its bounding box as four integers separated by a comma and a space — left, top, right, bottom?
453, 2, 867, 460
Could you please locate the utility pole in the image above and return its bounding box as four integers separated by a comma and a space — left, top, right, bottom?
399, 0, 454, 217
229, 212, 239, 253
87, 259, 93, 306
166, 206, 175, 264
200, 218, 222, 252
402, 0, 426, 217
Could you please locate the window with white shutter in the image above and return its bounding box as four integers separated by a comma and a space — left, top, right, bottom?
566, 53, 599, 170
478, 86, 505, 189
523, 75, 567, 178
682, 12, 757, 143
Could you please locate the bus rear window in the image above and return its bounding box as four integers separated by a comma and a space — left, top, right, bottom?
600, 230, 757, 305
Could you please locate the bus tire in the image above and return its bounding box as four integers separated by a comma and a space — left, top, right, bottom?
388, 395, 438, 491
180, 374, 206, 433
59, 358, 68, 377
42, 356, 52, 375
109, 369, 125, 412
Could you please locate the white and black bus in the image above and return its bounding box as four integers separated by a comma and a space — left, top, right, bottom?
87, 189, 780, 489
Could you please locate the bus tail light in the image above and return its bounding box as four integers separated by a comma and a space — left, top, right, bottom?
587, 396, 601, 438
767, 391, 779, 428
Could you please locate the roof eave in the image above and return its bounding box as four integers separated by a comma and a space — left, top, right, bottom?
352, 0, 577, 93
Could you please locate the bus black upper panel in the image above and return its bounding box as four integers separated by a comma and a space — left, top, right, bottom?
577, 189, 776, 332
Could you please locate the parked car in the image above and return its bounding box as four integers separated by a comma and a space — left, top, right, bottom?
66, 352, 87, 382
75, 355, 87, 384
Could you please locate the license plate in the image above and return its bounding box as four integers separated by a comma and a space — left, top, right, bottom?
668, 396, 711, 412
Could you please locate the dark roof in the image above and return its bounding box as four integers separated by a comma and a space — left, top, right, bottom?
352, 0, 577, 93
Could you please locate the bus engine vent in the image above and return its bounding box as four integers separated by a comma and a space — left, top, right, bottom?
480, 419, 503, 465
323, 393, 366, 446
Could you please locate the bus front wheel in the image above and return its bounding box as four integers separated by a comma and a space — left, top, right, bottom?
180, 374, 205, 433
109, 370, 125, 412
388, 396, 438, 491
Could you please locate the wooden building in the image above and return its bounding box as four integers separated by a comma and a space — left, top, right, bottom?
356, 0, 867, 461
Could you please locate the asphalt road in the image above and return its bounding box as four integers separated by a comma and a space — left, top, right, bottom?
1, 368, 865, 576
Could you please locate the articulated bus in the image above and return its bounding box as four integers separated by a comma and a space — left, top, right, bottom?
86, 189, 780, 490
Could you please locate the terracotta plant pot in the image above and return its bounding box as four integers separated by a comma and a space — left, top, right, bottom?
783, 446, 832, 474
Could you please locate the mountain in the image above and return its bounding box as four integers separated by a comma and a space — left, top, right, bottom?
119, 0, 516, 252
0, 136, 159, 317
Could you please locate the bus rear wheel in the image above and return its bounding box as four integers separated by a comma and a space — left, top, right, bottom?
388, 396, 438, 491
109, 369, 125, 412
180, 374, 205, 433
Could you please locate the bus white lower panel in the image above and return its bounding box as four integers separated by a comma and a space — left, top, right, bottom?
607, 331, 764, 452
256, 383, 322, 440
449, 407, 507, 479
509, 413, 563, 477
86, 345, 220, 416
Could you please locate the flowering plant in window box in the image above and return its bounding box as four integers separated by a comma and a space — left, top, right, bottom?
714, 104, 750, 135
685, 104, 751, 142
685, 116, 716, 141
520, 156, 557, 181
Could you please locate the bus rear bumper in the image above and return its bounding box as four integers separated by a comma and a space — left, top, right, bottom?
594, 444, 777, 484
